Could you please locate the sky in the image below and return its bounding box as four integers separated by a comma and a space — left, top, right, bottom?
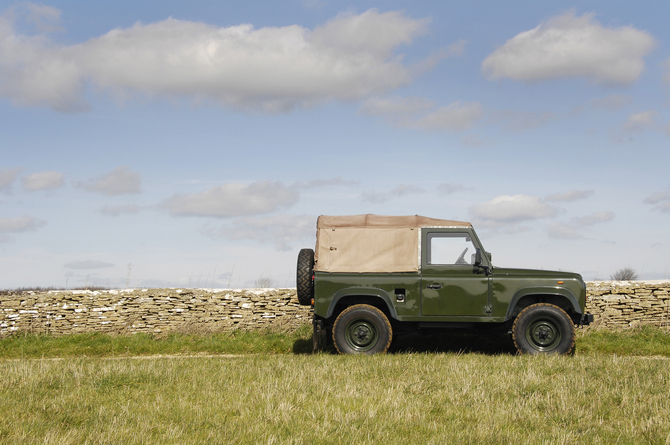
1, 0, 669, 289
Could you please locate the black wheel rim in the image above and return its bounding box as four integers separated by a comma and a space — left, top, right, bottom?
525, 318, 562, 352
344, 319, 379, 352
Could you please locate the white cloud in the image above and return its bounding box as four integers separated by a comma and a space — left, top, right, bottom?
572, 94, 634, 115
163, 181, 299, 218
0, 215, 46, 242
622, 110, 658, 133
390, 184, 423, 196
482, 11, 655, 85
0, 215, 46, 232
311, 9, 428, 58
100, 204, 140, 216
406, 101, 483, 131
75, 166, 142, 196
645, 190, 670, 213
292, 177, 359, 189
360, 97, 482, 132
610, 110, 662, 142
0, 9, 87, 112
461, 135, 491, 148
547, 211, 614, 240
447, 39, 467, 57
361, 184, 424, 203
63, 260, 115, 269
23, 2, 64, 33
0, 8, 430, 112
21, 171, 64, 191
360, 96, 436, 116
547, 222, 583, 240
645, 191, 670, 205
573, 211, 615, 225
0, 167, 21, 193
200, 214, 315, 251
545, 190, 594, 202
470, 195, 557, 224
360, 192, 389, 204
437, 183, 472, 194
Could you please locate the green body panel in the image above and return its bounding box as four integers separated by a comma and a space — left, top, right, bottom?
489, 268, 585, 320
421, 265, 489, 316
314, 273, 422, 319
312, 226, 587, 325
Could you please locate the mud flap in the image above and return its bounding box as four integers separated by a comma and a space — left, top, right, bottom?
580, 313, 594, 326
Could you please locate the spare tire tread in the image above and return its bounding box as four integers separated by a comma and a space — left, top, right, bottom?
296, 248, 314, 306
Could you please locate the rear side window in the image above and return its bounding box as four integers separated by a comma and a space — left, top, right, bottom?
427, 233, 476, 265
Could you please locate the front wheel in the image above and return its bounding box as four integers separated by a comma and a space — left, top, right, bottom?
332, 305, 392, 355
512, 303, 575, 355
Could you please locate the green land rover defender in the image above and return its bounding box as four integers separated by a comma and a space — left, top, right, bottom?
296, 214, 593, 355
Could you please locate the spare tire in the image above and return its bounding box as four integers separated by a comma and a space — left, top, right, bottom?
296, 248, 315, 305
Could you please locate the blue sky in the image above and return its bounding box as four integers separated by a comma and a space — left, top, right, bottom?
1, 0, 669, 289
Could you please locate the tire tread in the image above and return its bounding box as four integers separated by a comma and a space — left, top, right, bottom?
512, 303, 576, 355
332, 304, 392, 355
296, 248, 314, 306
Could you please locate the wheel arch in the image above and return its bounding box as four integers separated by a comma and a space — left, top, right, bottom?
505, 287, 582, 322
325, 288, 397, 321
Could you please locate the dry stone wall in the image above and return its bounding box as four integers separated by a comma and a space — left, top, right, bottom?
0, 288, 311, 337
586, 281, 670, 329
1, 281, 669, 336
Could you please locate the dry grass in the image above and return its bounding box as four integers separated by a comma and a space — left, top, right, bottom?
0, 326, 669, 443
0, 324, 314, 359
0, 352, 669, 444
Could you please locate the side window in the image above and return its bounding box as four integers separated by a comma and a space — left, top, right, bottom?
428, 233, 477, 265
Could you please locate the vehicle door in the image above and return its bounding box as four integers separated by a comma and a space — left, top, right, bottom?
421, 229, 490, 316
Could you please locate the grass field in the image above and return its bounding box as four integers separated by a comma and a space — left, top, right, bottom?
1, 326, 669, 444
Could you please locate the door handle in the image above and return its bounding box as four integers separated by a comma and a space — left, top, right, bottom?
427, 284, 442, 290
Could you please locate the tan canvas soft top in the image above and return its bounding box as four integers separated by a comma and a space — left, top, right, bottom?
316, 214, 471, 229
314, 214, 471, 273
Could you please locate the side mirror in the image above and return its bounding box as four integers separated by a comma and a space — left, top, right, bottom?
474, 248, 483, 266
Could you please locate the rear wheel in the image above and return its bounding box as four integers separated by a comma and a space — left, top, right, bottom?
296, 248, 314, 306
512, 303, 575, 355
332, 305, 392, 355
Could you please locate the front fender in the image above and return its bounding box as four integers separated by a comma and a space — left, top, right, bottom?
505, 286, 582, 320
326, 287, 398, 319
